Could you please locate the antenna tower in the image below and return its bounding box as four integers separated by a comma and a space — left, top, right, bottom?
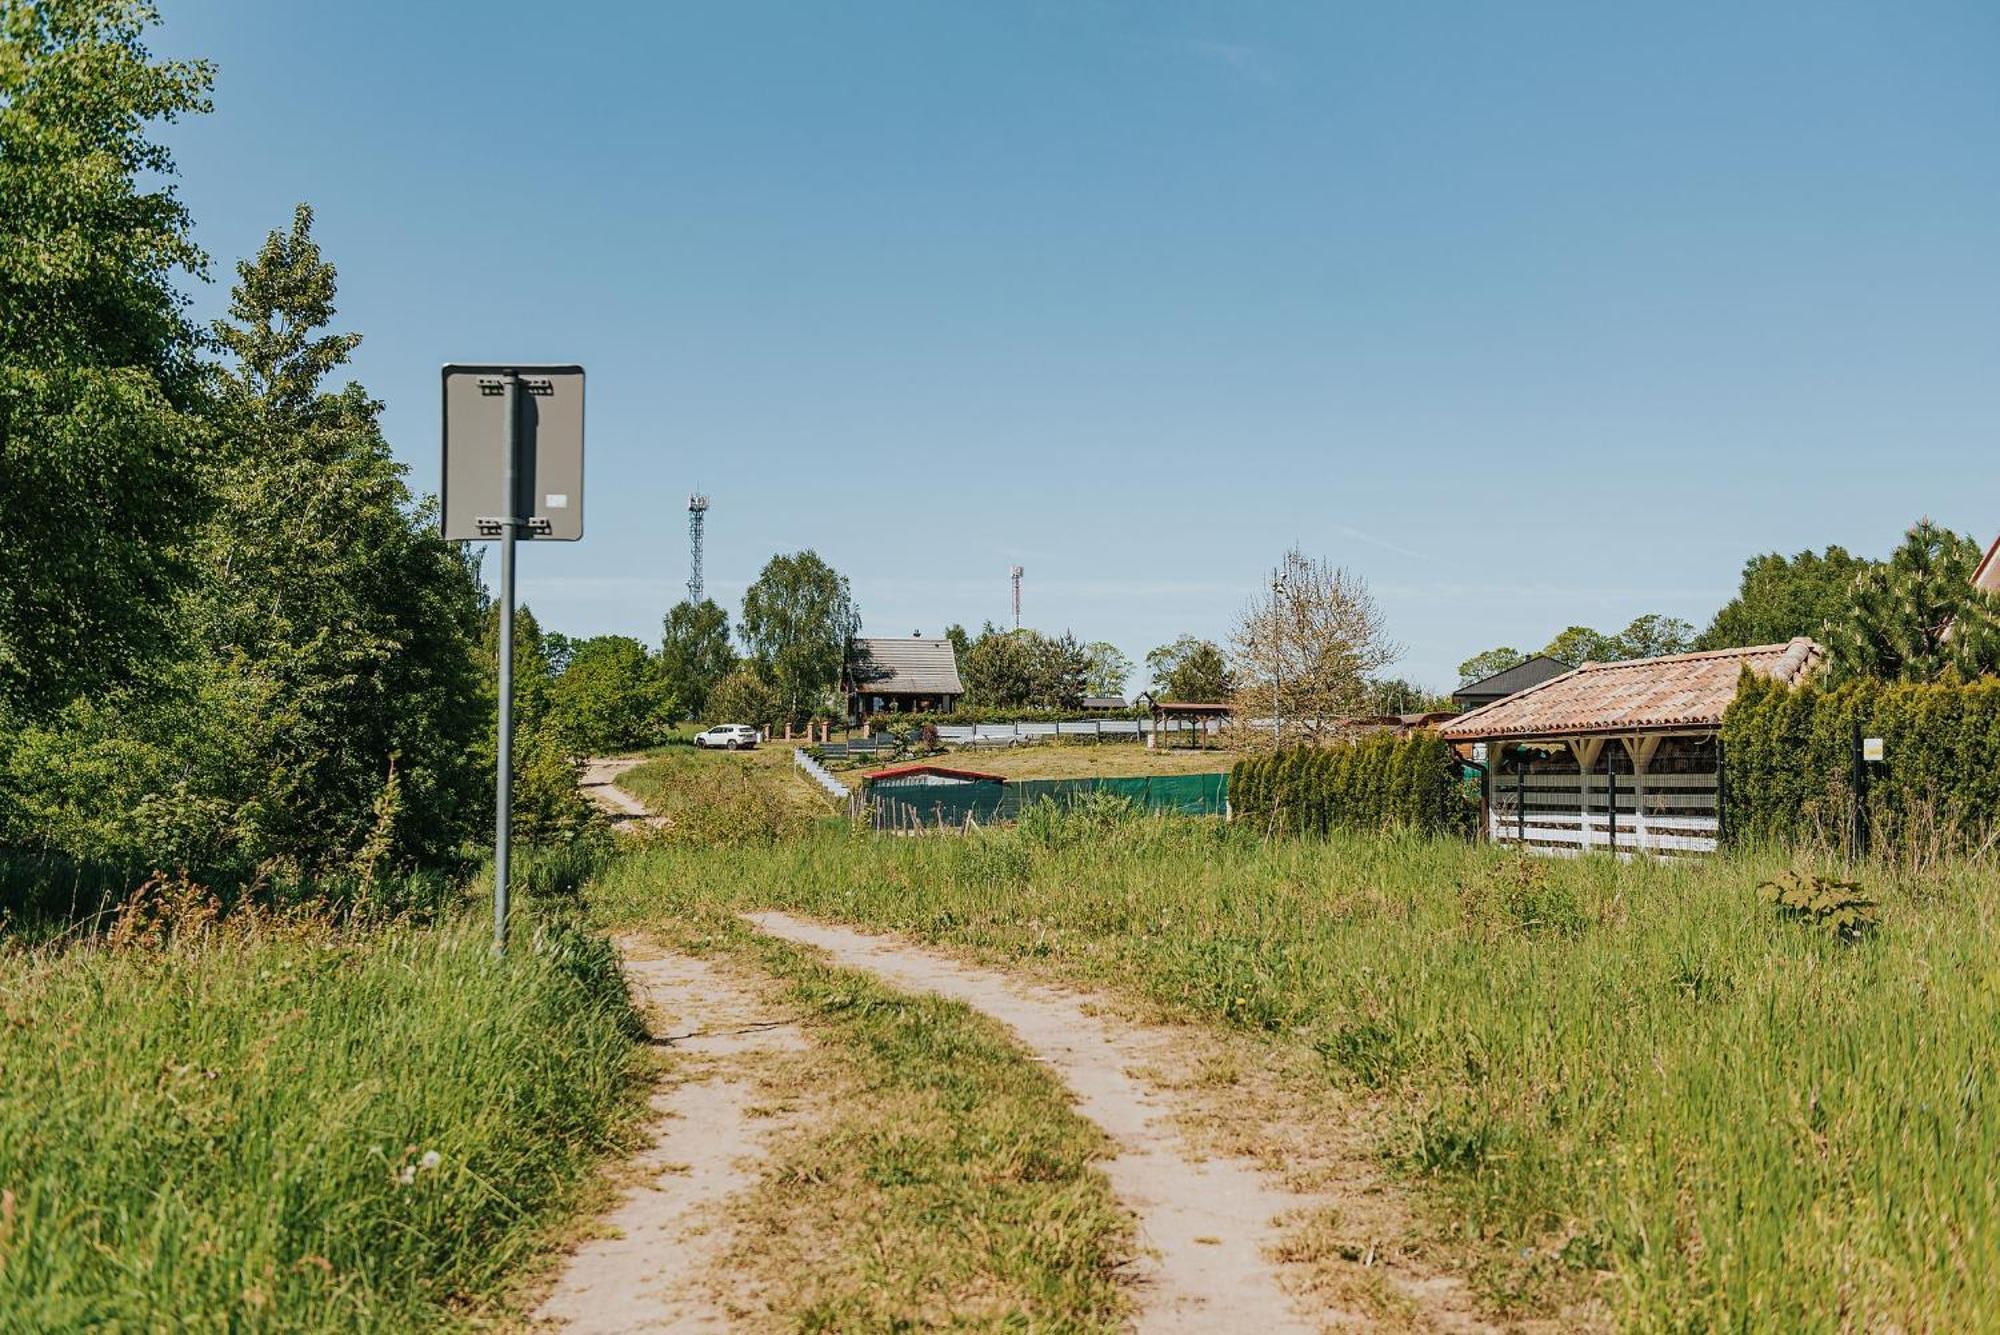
1010, 565, 1024, 630
687, 494, 710, 603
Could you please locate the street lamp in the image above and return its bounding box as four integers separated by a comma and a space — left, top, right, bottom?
1271, 572, 1285, 747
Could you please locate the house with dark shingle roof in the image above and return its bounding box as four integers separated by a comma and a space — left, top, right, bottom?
845, 635, 965, 718
1451, 654, 1574, 713
1438, 639, 1823, 856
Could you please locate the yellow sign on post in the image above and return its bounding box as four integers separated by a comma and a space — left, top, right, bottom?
1862, 736, 1885, 762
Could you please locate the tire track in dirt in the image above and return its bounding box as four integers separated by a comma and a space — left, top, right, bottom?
535, 941, 803, 1333
579, 758, 667, 829
744, 910, 1496, 1335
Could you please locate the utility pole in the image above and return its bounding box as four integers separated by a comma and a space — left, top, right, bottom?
1271, 571, 1285, 747
1010, 565, 1024, 630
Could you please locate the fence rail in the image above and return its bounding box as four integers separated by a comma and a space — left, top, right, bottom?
935, 718, 1222, 744
793, 748, 851, 801
1489, 768, 1720, 856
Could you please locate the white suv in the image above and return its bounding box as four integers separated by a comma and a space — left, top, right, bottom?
694, 723, 759, 751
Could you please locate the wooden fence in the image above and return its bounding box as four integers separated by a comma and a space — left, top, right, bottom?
1487, 770, 1719, 856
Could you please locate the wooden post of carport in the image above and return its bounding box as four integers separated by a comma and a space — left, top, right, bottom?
1625, 735, 1662, 854
1568, 736, 1605, 851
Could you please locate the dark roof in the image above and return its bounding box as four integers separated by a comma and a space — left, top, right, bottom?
1081, 696, 1128, 710
1438, 639, 1823, 741
1453, 654, 1574, 701
1153, 701, 1233, 716
848, 637, 964, 696
862, 763, 1005, 784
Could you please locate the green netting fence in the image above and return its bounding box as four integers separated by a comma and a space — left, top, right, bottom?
867, 773, 1228, 830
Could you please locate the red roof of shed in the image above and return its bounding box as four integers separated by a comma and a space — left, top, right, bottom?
861, 763, 1007, 784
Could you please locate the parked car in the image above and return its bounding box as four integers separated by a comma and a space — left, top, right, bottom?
694, 723, 759, 751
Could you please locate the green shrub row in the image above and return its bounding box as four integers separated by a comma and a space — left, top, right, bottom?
1229, 732, 1476, 837
1722, 672, 2000, 852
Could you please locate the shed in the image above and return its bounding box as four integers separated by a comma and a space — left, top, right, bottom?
846, 636, 965, 717
1451, 655, 1573, 713
1438, 639, 1823, 856
861, 762, 1006, 789
1081, 696, 1129, 712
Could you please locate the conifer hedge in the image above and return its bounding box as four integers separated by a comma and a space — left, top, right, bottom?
1228, 732, 1475, 837
1721, 672, 2000, 850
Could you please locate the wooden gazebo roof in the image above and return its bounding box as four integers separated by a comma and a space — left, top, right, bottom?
1437, 639, 1823, 742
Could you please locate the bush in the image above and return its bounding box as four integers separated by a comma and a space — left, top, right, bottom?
1722, 672, 2000, 854
1229, 732, 1475, 838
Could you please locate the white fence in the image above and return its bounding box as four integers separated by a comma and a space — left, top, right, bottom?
793, 748, 852, 801
935, 718, 1223, 745
1488, 770, 1719, 856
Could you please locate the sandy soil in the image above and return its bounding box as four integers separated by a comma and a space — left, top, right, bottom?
578, 758, 667, 829
534, 942, 804, 1332
743, 910, 1497, 1335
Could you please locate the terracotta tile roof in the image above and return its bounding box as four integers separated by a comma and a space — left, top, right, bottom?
1437, 638, 1823, 741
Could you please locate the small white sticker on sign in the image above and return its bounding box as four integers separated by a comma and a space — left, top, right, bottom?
545, 494, 568, 509
1863, 736, 1884, 762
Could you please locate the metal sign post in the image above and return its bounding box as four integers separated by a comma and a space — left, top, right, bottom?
441, 364, 585, 953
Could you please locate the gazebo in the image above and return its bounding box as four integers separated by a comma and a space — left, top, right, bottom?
1147, 700, 1232, 749
1437, 638, 1822, 856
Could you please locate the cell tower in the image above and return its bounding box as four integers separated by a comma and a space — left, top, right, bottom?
1010, 565, 1024, 630
687, 494, 710, 603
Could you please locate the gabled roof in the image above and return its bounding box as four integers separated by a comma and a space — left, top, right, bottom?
1437, 638, 1823, 741
848, 637, 964, 696
1975, 534, 2000, 593
1453, 654, 1574, 701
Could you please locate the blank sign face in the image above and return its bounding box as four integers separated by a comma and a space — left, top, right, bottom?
440, 364, 585, 541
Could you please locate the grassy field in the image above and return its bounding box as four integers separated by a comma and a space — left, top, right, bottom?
616, 741, 838, 837
601, 891, 1132, 1330
0, 893, 646, 1330
592, 814, 2000, 1330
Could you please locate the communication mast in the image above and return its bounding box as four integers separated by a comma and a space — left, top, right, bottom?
687, 493, 710, 603
1010, 565, 1024, 630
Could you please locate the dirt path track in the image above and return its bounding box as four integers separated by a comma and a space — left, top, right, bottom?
745, 910, 1491, 1334
535, 942, 803, 1332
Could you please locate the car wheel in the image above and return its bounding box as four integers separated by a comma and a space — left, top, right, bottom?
726, 739, 740, 751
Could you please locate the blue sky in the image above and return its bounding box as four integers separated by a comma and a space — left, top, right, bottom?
152, 2, 2000, 690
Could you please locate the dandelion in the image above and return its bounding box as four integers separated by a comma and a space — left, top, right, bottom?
419, 1150, 442, 1171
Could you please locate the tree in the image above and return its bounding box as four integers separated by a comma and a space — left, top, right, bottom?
1456, 647, 1525, 687
706, 665, 781, 727
1080, 642, 1133, 699
739, 551, 859, 722
1034, 632, 1091, 709
112, 203, 487, 876
659, 598, 735, 720
1542, 625, 1625, 666
1696, 546, 1874, 650
549, 635, 675, 753
1230, 549, 1400, 747
1365, 678, 1452, 715
961, 629, 1042, 708
1825, 520, 2000, 684
943, 623, 972, 660
0, 1, 215, 714
1146, 636, 1234, 701
1613, 614, 1696, 660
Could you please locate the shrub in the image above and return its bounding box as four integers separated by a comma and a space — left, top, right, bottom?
1722, 672, 2000, 854
1229, 732, 1474, 838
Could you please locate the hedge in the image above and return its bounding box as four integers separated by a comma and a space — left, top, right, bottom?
1721, 671, 2000, 852
1228, 732, 1476, 838
861, 705, 1151, 727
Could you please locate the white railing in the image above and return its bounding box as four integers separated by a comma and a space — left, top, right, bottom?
794, 748, 851, 800
1489, 770, 1720, 856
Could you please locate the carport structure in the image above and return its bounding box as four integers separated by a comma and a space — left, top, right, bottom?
1437, 639, 1822, 856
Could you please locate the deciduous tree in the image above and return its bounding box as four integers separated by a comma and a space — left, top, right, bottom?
1230, 549, 1400, 747
739, 551, 859, 722
1146, 636, 1234, 701
659, 598, 735, 720
1696, 546, 1874, 650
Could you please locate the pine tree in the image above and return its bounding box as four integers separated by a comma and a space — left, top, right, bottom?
1825, 520, 2000, 684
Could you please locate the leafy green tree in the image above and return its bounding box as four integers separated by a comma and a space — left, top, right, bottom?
1696, 546, 1875, 649
549, 635, 674, 753
739, 551, 859, 723
943, 623, 971, 660
1542, 625, 1625, 666
1147, 636, 1233, 701
706, 665, 781, 727
659, 598, 735, 720
1365, 678, 1452, 715
1614, 614, 1696, 660
0, 0, 215, 714
1825, 520, 2000, 684
1455, 647, 1525, 687
1033, 632, 1091, 709
1081, 642, 1133, 698
481, 601, 558, 737
962, 629, 1040, 708
178, 203, 487, 873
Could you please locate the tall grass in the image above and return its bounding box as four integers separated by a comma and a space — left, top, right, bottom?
0, 903, 645, 1329
593, 815, 2000, 1329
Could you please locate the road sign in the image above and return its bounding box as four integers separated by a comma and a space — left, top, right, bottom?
441, 364, 585, 541
441, 364, 586, 954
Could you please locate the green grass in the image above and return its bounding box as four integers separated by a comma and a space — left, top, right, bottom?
604, 896, 1131, 1331
591, 813, 2000, 1330
616, 743, 836, 839
0, 901, 646, 1330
